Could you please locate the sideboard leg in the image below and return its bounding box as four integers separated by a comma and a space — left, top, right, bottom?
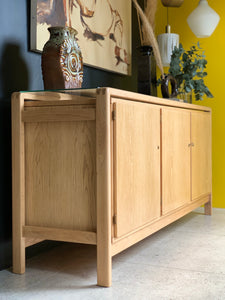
13, 235, 25, 274
204, 195, 212, 215
97, 242, 112, 287
96, 88, 112, 287
12, 93, 26, 274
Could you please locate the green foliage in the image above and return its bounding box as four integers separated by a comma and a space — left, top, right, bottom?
168, 42, 213, 101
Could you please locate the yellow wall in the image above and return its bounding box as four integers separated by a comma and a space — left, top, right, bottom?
155, 1, 225, 208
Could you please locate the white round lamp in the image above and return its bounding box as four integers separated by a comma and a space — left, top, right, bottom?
187, 0, 220, 38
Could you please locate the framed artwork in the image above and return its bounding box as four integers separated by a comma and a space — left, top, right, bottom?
30, 0, 131, 75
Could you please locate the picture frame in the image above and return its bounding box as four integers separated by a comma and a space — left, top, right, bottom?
30, 0, 132, 75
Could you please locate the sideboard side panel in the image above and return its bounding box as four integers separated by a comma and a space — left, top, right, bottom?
25, 119, 96, 231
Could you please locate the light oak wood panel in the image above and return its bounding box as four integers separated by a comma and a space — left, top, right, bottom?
11, 93, 26, 274
162, 107, 191, 214
109, 88, 211, 112
24, 98, 96, 107
25, 238, 44, 248
22, 87, 211, 111
191, 111, 212, 200
23, 226, 97, 245
114, 101, 161, 238
12, 88, 212, 287
112, 195, 210, 256
21, 89, 97, 101
25, 120, 96, 231
22, 106, 95, 122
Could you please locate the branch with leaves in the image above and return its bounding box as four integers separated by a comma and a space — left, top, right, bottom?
168, 43, 213, 100
132, 0, 164, 78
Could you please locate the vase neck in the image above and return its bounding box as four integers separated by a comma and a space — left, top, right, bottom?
48, 26, 78, 39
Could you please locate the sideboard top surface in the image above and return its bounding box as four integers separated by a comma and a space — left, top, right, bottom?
13, 87, 211, 112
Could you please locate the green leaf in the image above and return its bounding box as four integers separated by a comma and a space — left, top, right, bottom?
161, 42, 213, 101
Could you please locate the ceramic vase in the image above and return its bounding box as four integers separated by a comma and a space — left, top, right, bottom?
41, 26, 83, 90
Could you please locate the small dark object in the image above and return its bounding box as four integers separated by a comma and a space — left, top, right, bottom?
161, 74, 178, 98
138, 45, 157, 96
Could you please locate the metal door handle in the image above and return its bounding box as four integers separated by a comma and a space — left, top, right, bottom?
188, 143, 194, 147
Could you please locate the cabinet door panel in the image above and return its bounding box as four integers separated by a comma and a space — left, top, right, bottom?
113, 101, 160, 238
192, 111, 212, 199
162, 108, 191, 214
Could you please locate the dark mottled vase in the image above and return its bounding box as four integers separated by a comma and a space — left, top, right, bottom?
41, 26, 83, 90
138, 45, 157, 96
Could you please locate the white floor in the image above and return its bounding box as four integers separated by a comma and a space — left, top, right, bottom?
1, 208, 225, 300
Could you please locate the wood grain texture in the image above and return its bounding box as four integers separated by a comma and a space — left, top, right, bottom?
23, 226, 97, 245
113, 101, 161, 238
204, 194, 212, 215
111, 103, 116, 239
11, 92, 26, 274
109, 88, 211, 112
25, 238, 44, 248
96, 88, 112, 287
112, 195, 210, 256
24, 87, 211, 112
11, 88, 212, 287
22, 90, 97, 101
25, 120, 96, 231
22, 106, 96, 122
162, 107, 191, 214
24, 98, 95, 107
191, 111, 212, 200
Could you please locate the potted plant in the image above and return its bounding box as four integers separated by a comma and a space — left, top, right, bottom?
167, 42, 213, 101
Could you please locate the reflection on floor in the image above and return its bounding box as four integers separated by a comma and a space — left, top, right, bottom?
1, 208, 225, 300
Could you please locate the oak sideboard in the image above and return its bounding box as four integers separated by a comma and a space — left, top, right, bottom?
12, 88, 212, 287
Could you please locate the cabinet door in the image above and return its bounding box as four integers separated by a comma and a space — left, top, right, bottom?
113, 101, 161, 238
191, 111, 212, 200
162, 107, 191, 215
